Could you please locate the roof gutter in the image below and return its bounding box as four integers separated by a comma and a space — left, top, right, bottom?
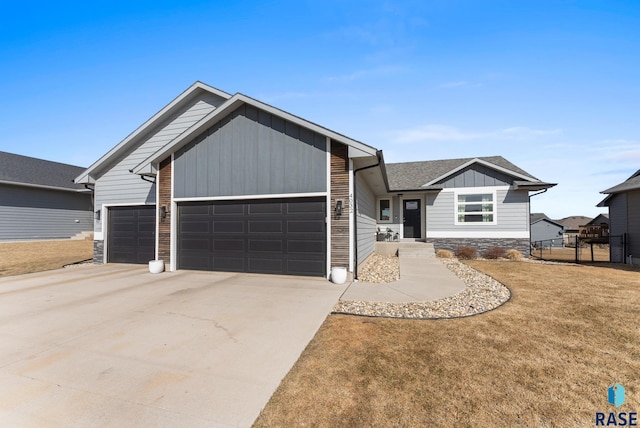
352, 150, 383, 280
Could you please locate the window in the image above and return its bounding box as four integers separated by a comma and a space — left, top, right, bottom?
456, 192, 495, 224
378, 198, 392, 222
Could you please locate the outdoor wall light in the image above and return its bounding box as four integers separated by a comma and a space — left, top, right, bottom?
160, 205, 167, 219
335, 200, 343, 217
94, 210, 101, 221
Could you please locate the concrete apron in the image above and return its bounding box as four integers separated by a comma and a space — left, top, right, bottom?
0, 265, 346, 427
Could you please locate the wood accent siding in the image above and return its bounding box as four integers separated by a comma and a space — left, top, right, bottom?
157, 157, 171, 263
330, 141, 350, 268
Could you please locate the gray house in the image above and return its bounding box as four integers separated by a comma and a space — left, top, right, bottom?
0, 151, 93, 241
598, 170, 640, 264
530, 213, 564, 247
74, 81, 555, 278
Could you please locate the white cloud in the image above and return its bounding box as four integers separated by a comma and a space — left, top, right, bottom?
388, 124, 562, 144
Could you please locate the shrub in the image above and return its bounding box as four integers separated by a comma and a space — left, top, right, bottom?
455, 246, 477, 260
506, 249, 524, 261
482, 246, 507, 259
436, 249, 454, 258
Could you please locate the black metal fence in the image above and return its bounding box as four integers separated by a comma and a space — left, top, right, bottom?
531, 234, 627, 263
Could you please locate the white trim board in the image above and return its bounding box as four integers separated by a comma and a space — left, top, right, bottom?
427, 231, 530, 239
173, 192, 327, 202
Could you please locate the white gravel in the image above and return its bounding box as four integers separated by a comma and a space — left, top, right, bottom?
333, 257, 511, 319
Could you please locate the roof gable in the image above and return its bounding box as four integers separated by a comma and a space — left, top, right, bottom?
75, 81, 231, 184
132, 92, 378, 175
385, 156, 545, 191
0, 151, 87, 192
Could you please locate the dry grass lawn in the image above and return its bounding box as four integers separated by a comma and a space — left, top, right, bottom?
0, 240, 93, 277
255, 261, 640, 427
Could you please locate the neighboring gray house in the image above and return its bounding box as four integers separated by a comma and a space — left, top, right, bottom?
557, 215, 592, 246
530, 213, 564, 247
0, 151, 93, 241
598, 170, 640, 264
74, 81, 555, 278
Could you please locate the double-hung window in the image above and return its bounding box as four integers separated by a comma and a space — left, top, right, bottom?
455, 192, 496, 224
377, 198, 392, 222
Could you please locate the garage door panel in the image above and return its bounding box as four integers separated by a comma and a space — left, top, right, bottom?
213, 220, 245, 233
287, 220, 325, 233
180, 221, 211, 233
249, 221, 283, 233
213, 257, 245, 272
249, 202, 283, 214
249, 239, 283, 252
179, 253, 211, 270
178, 198, 326, 276
213, 239, 245, 251
180, 238, 210, 251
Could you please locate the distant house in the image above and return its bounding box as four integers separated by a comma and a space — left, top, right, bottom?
0, 151, 93, 241
598, 170, 640, 264
579, 213, 610, 241
557, 215, 592, 246
530, 213, 564, 247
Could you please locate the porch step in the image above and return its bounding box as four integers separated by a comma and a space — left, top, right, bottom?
397, 242, 436, 258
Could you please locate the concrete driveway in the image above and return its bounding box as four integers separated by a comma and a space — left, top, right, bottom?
0, 264, 346, 427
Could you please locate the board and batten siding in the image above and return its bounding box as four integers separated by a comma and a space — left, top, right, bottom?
426, 188, 529, 234
173, 104, 327, 198
94, 92, 225, 232
355, 172, 376, 265
439, 164, 515, 188
0, 184, 92, 240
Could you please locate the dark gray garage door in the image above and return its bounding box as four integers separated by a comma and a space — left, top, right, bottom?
107, 206, 156, 264
178, 198, 326, 276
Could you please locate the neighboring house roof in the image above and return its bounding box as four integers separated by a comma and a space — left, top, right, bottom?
556, 216, 592, 231
597, 169, 640, 207
530, 213, 551, 223
0, 151, 88, 193
385, 156, 554, 191
529, 213, 564, 229
586, 213, 609, 226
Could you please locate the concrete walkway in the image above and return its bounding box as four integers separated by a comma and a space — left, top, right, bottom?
341, 243, 466, 302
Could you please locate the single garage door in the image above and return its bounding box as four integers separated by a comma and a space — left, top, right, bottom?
178, 197, 326, 276
107, 205, 156, 264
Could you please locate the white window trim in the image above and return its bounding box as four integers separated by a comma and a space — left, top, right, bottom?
376, 197, 393, 223
454, 189, 497, 226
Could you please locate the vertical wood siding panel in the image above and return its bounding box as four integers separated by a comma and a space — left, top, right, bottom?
330, 141, 350, 268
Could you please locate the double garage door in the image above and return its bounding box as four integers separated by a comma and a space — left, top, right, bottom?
178, 198, 326, 276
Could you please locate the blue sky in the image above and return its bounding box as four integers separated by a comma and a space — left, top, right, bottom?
1, 0, 638, 218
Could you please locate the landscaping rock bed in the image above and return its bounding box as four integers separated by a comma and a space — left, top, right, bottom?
333, 257, 511, 319
356, 253, 400, 283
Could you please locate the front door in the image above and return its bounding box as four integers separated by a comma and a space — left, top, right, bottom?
403, 199, 422, 238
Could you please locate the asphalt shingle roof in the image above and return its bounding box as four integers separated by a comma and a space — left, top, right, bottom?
602, 169, 640, 194
0, 151, 87, 191
385, 156, 539, 191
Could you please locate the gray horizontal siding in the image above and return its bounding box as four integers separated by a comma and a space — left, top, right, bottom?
427, 188, 529, 232
0, 184, 93, 240
608, 193, 627, 263
356, 174, 376, 265
440, 164, 514, 188
94, 92, 223, 232
174, 104, 327, 198
531, 221, 563, 245
627, 190, 640, 264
